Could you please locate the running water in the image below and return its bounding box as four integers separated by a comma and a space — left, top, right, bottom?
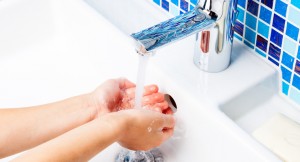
116, 54, 165, 162
134, 55, 150, 109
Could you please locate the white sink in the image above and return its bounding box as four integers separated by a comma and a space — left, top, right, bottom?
0, 0, 297, 161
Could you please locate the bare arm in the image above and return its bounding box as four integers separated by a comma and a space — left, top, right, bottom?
0, 94, 94, 158
0, 78, 169, 158
12, 109, 175, 162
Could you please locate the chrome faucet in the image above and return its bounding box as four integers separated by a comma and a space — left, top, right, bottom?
131, 0, 238, 72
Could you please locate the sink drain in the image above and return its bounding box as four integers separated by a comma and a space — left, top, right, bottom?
164, 94, 177, 113
115, 148, 163, 162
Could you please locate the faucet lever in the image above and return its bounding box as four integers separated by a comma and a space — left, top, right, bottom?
131, 7, 216, 55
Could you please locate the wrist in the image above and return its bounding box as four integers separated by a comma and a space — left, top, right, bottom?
98, 111, 129, 140
78, 93, 99, 121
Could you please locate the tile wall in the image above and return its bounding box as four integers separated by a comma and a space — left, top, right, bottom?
151, 0, 300, 105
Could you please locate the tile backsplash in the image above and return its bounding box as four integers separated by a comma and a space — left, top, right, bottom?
151, 0, 300, 106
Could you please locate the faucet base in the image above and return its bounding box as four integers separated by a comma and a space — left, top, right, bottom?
193, 27, 232, 73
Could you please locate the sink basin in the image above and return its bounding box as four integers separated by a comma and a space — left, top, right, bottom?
219, 72, 300, 134
0, 0, 297, 161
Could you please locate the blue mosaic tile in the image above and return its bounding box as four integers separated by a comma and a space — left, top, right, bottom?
180, 0, 189, 12
272, 14, 285, 32
238, 0, 246, 8
288, 7, 300, 28
268, 56, 279, 66
275, 0, 288, 17
256, 34, 268, 52
162, 0, 169, 11
171, 0, 178, 6
258, 21, 269, 39
291, 0, 300, 9
255, 48, 267, 57
190, 4, 195, 10
246, 13, 257, 30
286, 22, 299, 41
282, 81, 289, 95
259, 6, 272, 24
269, 43, 281, 61
234, 20, 244, 36
283, 37, 297, 56
298, 46, 300, 60
153, 0, 161, 6
237, 7, 245, 22
234, 33, 243, 41
281, 65, 292, 82
245, 27, 256, 44
169, 3, 180, 16
270, 29, 283, 47
282, 52, 295, 70
295, 60, 300, 75
262, 0, 274, 9
247, 0, 259, 16
190, 0, 197, 6
292, 74, 300, 91
244, 40, 254, 49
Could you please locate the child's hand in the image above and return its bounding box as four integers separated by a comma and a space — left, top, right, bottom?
87, 78, 169, 119
114, 109, 175, 151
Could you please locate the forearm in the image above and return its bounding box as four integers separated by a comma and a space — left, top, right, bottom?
0, 94, 96, 158
12, 113, 124, 162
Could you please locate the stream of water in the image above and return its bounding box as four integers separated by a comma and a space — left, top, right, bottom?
116, 54, 165, 162
134, 55, 150, 109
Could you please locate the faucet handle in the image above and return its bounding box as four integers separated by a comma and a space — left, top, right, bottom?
131, 8, 216, 55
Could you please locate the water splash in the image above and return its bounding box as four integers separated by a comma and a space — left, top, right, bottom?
115, 148, 164, 162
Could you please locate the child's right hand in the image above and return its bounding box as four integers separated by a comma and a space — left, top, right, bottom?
114, 109, 175, 151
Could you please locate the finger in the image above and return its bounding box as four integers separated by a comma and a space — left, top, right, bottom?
162, 114, 176, 128
143, 106, 162, 113
152, 101, 169, 110
163, 108, 174, 115
143, 101, 168, 112
162, 128, 174, 141
118, 78, 136, 89
142, 93, 165, 105
124, 85, 158, 99
143, 85, 158, 95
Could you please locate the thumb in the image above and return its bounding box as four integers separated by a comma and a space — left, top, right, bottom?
118, 78, 135, 89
